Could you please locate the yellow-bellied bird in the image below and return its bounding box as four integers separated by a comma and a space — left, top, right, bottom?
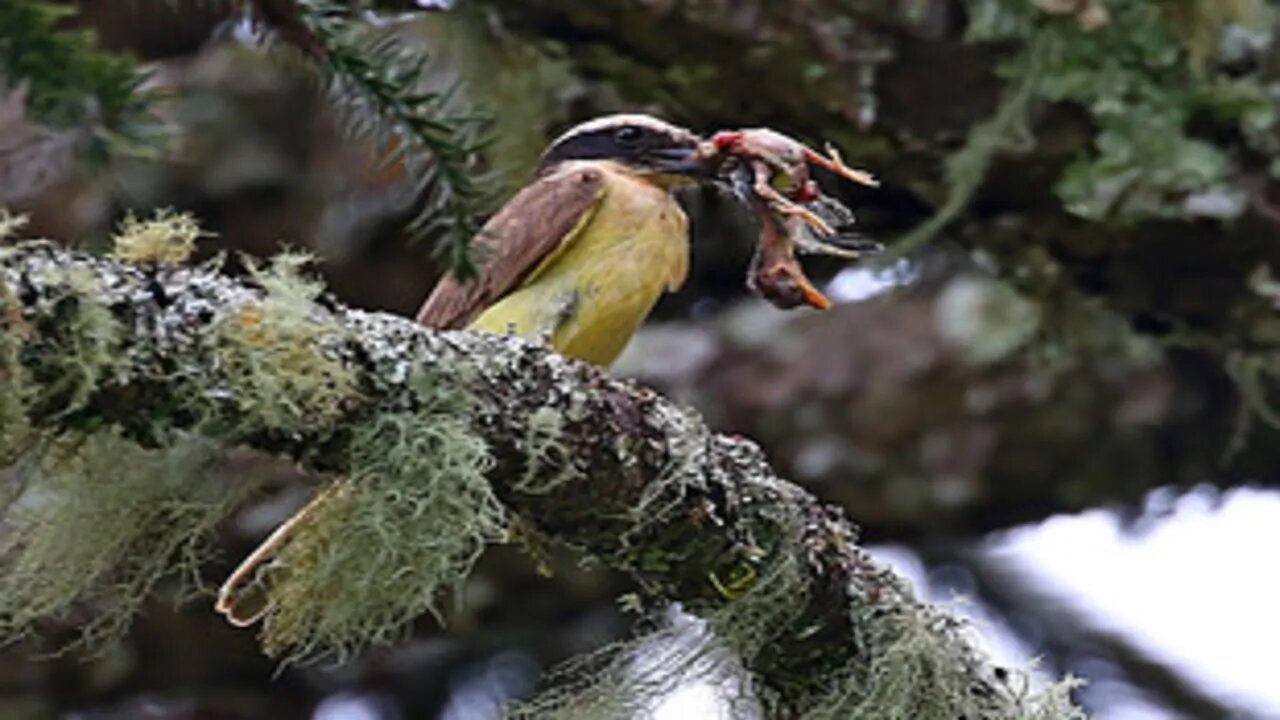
417, 113, 707, 367
215, 114, 709, 628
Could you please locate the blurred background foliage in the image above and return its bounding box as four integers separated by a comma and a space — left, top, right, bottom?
4, 0, 1280, 718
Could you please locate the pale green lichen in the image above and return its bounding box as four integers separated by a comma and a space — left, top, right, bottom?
516, 406, 582, 493
259, 403, 504, 662
506, 631, 678, 720
110, 208, 208, 266
516, 551, 1082, 719
703, 501, 809, 663
29, 265, 121, 418
801, 604, 1085, 720
0, 430, 253, 649
3, 237, 507, 661
0, 275, 33, 464
518, 471, 1083, 719
209, 253, 360, 436
508, 603, 760, 720
514, 473, 811, 718
621, 405, 720, 549
509, 398, 809, 712
0, 209, 28, 240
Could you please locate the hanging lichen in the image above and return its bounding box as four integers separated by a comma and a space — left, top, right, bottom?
798, 603, 1084, 720
0, 430, 254, 650
258, 390, 505, 661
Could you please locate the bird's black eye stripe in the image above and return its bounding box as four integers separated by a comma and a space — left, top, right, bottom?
614, 126, 644, 146
537, 119, 697, 171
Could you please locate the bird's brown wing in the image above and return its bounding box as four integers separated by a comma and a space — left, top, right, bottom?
415, 165, 607, 329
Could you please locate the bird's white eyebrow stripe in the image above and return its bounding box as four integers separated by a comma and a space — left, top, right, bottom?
550, 114, 697, 146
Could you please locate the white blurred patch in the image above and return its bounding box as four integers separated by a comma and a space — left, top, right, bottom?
934, 276, 1040, 365
1182, 189, 1247, 219
653, 680, 732, 720
312, 693, 393, 720
645, 608, 758, 720
229, 16, 260, 43
825, 259, 915, 303
589, 489, 1280, 719
440, 651, 539, 720
993, 487, 1280, 717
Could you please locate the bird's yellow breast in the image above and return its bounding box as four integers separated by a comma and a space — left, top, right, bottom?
470, 164, 689, 366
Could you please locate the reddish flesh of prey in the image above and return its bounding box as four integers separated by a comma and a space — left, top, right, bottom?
748, 201, 833, 311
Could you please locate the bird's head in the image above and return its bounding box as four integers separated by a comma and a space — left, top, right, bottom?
537, 114, 710, 183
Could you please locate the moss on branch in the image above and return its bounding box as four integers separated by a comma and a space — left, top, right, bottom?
0, 240, 1080, 717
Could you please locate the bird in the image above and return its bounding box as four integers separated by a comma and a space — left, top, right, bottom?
216, 114, 712, 628
416, 113, 709, 366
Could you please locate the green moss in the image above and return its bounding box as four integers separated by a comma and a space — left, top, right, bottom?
958, 0, 1273, 224
259, 405, 504, 661
0, 430, 252, 649
209, 253, 360, 436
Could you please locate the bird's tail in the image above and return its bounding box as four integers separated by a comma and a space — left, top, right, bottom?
215, 482, 347, 627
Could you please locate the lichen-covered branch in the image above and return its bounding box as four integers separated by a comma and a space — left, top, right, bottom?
0, 239, 1079, 718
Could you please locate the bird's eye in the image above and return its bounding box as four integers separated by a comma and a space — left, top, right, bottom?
614, 126, 644, 146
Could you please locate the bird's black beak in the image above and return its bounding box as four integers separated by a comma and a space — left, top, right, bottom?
650, 145, 714, 176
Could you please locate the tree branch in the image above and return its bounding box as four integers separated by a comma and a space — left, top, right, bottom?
0, 240, 1080, 717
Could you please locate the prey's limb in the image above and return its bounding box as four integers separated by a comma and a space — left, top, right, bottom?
751, 160, 836, 236
803, 143, 879, 188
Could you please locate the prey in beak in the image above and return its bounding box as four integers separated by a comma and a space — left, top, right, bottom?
700, 128, 881, 310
